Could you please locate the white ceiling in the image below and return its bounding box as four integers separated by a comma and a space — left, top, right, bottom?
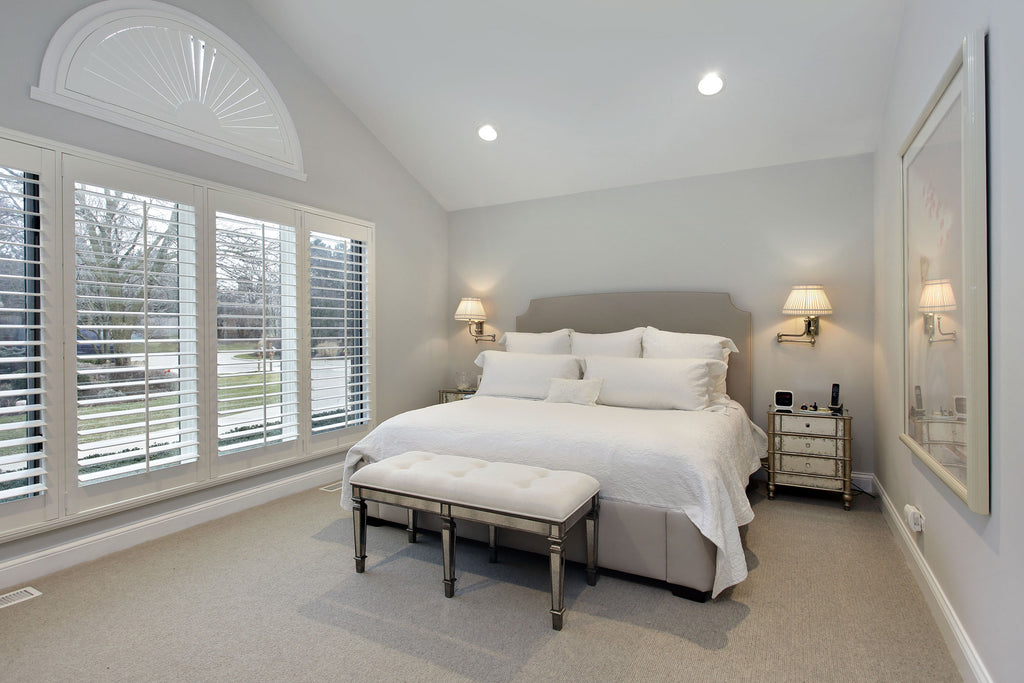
244, 1, 906, 211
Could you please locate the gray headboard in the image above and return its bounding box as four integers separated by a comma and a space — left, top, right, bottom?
515, 291, 753, 416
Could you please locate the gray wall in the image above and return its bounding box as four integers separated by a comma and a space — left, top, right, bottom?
448, 155, 876, 475
0, 0, 449, 421
873, 1, 1023, 680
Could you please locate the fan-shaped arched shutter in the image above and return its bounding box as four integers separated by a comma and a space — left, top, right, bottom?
31, 0, 305, 180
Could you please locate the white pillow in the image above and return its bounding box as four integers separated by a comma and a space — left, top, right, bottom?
583, 356, 727, 411
641, 327, 738, 362
570, 327, 644, 357
474, 351, 583, 399
544, 378, 603, 406
499, 328, 572, 354
641, 328, 738, 400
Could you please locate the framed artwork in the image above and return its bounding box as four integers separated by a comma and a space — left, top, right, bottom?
899, 30, 989, 514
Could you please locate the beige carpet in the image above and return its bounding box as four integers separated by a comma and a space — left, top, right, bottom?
0, 485, 960, 682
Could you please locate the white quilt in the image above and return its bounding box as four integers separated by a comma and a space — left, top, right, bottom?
342, 396, 767, 597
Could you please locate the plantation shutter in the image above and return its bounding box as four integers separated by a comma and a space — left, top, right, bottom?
215, 210, 298, 454
73, 182, 199, 484
309, 228, 371, 433
0, 165, 44, 504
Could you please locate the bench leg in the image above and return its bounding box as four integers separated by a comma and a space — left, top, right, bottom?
442, 516, 457, 598
488, 525, 498, 563
549, 535, 565, 630
407, 508, 417, 543
586, 495, 599, 586
352, 498, 367, 573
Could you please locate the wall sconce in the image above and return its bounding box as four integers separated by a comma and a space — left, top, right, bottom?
454, 297, 495, 343
776, 284, 833, 346
919, 278, 957, 344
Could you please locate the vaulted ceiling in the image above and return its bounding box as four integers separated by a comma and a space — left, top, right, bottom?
244, 1, 906, 211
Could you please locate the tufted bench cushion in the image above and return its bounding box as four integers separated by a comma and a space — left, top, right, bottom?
348, 451, 600, 521
349, 451, 600, 630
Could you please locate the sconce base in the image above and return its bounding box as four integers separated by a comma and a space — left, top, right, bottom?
468, 321, 496, 343
776, 316, 819, 346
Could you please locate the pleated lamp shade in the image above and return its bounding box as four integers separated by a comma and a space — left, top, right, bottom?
782, 285, 833, 316
454, 297, 487, 321
918, 279, 957, 312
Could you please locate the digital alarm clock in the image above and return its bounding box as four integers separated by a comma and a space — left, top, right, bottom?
773, 390, 794, 412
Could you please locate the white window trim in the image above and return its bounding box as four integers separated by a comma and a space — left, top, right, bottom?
0, 125, 373, 543
31, 0, 306, 181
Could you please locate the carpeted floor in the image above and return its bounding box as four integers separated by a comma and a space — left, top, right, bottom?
0, 485, 961, 682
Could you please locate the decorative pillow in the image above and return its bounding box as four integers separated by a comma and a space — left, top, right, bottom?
499, 328, 572, 354
641, 327, 738, 362
583, 356, 727, 411
544, 378, 604, 406
474, 351, 583, 399
570, 327, 644, 357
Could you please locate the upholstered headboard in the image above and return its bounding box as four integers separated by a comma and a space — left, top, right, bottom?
515, 291, 753, 416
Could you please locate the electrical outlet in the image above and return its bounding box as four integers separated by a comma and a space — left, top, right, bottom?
903, 504, 925, 532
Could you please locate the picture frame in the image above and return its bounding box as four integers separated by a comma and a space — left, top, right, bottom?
898, 30, 989, 514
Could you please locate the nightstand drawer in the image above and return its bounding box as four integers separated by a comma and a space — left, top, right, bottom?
778, 414, 845, 437
775, 453, 840, 478
925, 420, 965, 443
776, 434, 843, 458
774, 471, 845, 491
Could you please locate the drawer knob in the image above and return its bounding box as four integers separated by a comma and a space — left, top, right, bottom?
805, 462, 811, 469
805, 423, 811, 428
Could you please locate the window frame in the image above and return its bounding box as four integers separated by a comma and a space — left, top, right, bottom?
209, 190, 302, 478
303, 210, 374, 456
63, 155, 206, 516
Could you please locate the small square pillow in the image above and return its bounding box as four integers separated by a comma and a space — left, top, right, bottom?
544, 378, 604, 406
499, 328, 572, 354
583, 356, 727, 411
474, 351, 583, 399
570, 327, 644, 357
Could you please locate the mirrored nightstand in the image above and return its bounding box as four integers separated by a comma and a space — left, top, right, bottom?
767, 408, 853, 510
438, 388, 476, 404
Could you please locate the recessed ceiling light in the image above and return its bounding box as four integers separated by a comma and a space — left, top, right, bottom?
697, 72, 724, 96
478, 124, 498, 142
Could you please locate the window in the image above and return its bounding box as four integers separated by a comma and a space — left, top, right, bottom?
0, 165, 43, 505
215, 210, 298, 455
73, 182, 199, 485
309, 229, 370, 433
0, 138, 372, 540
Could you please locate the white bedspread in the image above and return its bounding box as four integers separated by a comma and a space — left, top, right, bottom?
342, 396, 766, 596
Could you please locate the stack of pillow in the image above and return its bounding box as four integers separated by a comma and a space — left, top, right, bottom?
472, 327, 737, 411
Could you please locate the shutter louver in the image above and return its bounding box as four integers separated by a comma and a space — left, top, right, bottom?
309, 231, 370, 433
74, 183, 199, 484
0, 167, 44, 504
215, 211, 298, 453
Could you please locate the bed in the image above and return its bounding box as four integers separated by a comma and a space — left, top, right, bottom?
342, 291, 766, 599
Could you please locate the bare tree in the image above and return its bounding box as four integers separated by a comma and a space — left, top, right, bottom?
74, 186, 188, 367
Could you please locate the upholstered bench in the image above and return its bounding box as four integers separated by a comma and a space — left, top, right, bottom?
349, 451, 600, 630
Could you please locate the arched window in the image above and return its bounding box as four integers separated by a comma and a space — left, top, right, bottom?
31, 0, 305, 179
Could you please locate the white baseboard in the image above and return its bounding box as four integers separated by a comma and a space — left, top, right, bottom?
874, 477, 992, 683
0, 462, 347, 591
851, 471, 874, 494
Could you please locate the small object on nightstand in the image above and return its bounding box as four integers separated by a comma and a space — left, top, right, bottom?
773, 389, 794, 412
439, 388, 476, 404
766, 406, 853, 510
